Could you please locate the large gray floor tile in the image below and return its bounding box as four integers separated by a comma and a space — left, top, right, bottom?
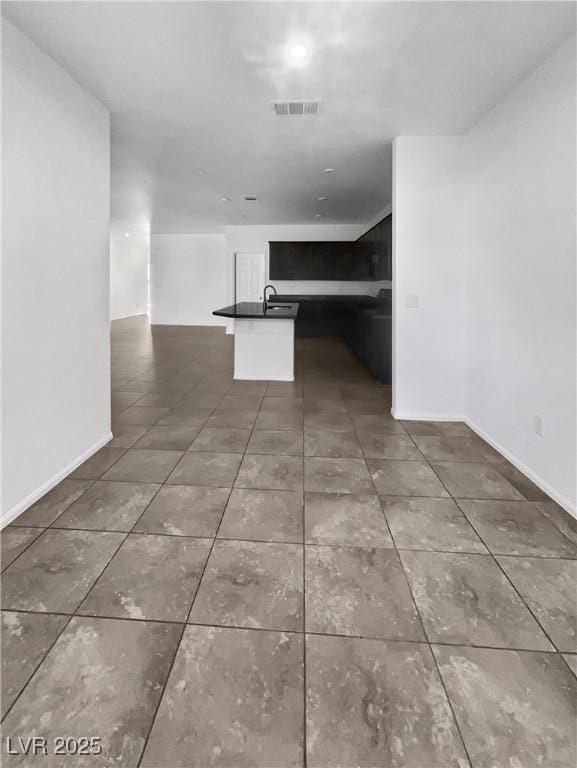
207, 409, 257, 428
114, 405, 170, 425
431, 462, 524, 500
134, 485, 230, 537
53, 481, 160, 532
1, 611, 68, 718
382, 496, 487, 553
79, 534, 211, 622
305, 545, 424, 641
167, 451, 241, 486
350, 414, 407, 435
141, 626, 303, 767
303, 412, 353, 432
229, 380, 268, 396
190, 540, 303, 631
497, 556, 577, 652
236, 454, 303, 491
304, 457, 373, 494
458, 499, 577, 558
433, 645, 577, 768
189, 426, 251, 453
495, 461, 550, 501
402, 421, 473, 437
102, 449, 183, 483
534, 500, 577, 546
1, 526, 43, 570
109, 424, 149, 449
306, 634, 467, 767
0, 616, 182, 767
368, 459, 449, 497
71, 447, 127, 480
304, 429, 362, 458
355, 432, 422, 460
247, 429, 304, 456
1, 529, 125, 613
401, 550, 553, 650
413, 435, 502, 463
13, 479, 91, 527
254, 410, 303, 430
218, 488, 303, 543
133, 424, 200, 450
217, 394, 263, 411
564, 654, 577, 677
305, 492, 392, 548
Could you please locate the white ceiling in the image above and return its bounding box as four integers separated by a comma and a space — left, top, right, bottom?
3, 1, 575, 233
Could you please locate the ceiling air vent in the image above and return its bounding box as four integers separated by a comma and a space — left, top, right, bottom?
243, 196, 258, 202
272, 100, 320, 116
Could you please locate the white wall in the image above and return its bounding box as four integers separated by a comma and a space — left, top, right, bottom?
392, 37, 576, 513
464, 36, 576, 511
392, 136, 466, 420
150, 234, 227, 325
110, 231, 149, 319
2, 21, 111, 524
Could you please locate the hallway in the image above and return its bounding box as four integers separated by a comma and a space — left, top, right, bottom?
1, 315, 576, 766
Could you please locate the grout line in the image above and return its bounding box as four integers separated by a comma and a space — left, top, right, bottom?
0, 606, 568, 656
0, 612, 75, 724
6, 324, 573, 764
136, 623, 186, 767
349, 396, 474, 767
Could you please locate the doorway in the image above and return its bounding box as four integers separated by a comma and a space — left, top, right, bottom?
235, 252, 265, 303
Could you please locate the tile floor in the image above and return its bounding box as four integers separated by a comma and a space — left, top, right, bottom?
1, 315, 576, 767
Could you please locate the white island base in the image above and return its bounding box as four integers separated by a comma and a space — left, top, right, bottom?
234, 318, 295, 381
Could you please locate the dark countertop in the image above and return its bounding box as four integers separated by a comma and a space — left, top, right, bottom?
213, 301, 300, 320
274, 293, 378, 304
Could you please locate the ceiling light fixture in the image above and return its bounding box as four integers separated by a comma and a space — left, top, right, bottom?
323, 168, 335, 174
289, 43, 307, 61
318, 196, 328, 202
197, 169, 207, 175
315, 213, 323, 219
124, 232, 130, 237
220, 197, 231, 202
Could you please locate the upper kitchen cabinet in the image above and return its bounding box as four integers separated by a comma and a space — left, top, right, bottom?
356, 213, 392, 280
269, 217, 392, 282
269, 241, 369, 281
268, 242, 315, 280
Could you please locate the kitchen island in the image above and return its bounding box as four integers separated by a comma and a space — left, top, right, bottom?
213, 301, 299, 381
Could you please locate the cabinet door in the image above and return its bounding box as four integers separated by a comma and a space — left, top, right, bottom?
311, 242, 335, 280
383, 214, 392, 280
269, 242, 292, 279
334, 242, 355, 280
290, 242, 314, 279
269, 242, 315, 280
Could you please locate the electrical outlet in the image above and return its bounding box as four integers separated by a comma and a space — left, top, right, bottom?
533, 415, 544, 437
406, 294, 420, 309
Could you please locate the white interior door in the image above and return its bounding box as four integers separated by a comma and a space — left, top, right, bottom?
235, 253, 266, 303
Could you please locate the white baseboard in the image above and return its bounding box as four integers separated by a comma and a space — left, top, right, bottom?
465, 418, 576, 519
389, 410, 576, 519
391, 410, 465, 422
1, 432, 113, 529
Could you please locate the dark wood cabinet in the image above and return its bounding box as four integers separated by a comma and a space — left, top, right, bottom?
269, 215, 391, 282
270, 241, 366, 281
356, 213, 392, 280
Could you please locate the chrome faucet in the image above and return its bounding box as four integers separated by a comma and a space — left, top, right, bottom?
263, 284, 277, 310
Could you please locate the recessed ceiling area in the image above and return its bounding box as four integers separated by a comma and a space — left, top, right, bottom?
2, 1, 575, 233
